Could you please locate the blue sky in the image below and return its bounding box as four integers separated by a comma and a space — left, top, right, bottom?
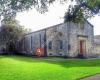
16, 1, 100, 35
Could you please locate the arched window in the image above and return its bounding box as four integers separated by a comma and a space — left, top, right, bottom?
60, 40, 63, 49
48, 41, 52, 49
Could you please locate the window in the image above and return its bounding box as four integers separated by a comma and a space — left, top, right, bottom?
60, 40, 63, 49
48, 41, 52, 49
68, 44, 71, 50
39, 34, 41, 47
31, 36, 33, 49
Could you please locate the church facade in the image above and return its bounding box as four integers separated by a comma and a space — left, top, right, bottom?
17, 21, 94, 58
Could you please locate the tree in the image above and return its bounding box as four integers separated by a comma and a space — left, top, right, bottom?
0, 0, 100, 19
0, 18, 28, 53
0, 0, 57, 19
64, 0, 100, 23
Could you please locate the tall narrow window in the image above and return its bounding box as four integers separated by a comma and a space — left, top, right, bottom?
48, 41, 52, 49
23, 38, 25, 50
31, 36, 33, 49
60, 40, 63, 49
39, 34, 41, 48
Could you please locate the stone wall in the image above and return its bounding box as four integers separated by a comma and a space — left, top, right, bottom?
46, 23, 68, 56
94, 35, 100, 57
68, 22, 94, 57
19, 21, 94, 57
20, 30, 46, 56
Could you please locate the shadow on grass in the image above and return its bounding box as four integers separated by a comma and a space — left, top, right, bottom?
1, 55, 100, 68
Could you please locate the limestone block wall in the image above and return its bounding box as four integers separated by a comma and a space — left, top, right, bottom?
83, 22, 94, 57
68, 22, 94, 57
21, 30, 46, 56
94, 36, 100, 56
94, 44, 100, 55
46, 23, 68, 56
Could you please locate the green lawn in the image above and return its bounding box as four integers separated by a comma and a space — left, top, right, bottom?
0, 56, 100, 80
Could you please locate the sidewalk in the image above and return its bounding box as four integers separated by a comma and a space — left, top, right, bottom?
81, 74, 100, 80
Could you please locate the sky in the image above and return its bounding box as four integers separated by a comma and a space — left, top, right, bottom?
16, 1, 100, 35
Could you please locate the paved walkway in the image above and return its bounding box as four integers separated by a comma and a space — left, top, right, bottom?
81, 74, 100, 80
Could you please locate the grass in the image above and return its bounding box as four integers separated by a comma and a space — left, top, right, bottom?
0, 55, 100, 80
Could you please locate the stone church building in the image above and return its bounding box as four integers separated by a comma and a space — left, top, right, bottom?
18, 21, 94, 58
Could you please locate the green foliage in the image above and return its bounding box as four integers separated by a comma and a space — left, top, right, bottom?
0, 0, 57, 18
64, 0, 100, 23
74, 9, 85, 23
0, 18, 27, 49
0, 19, 24, 41
0, 0, 100, 19
0, 0, 36, 17
64, 8, 85, 23
0, 0, 99, 23
87, 0, 100, 8
79, 0, 100, 8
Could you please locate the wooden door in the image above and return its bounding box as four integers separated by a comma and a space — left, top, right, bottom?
79, 40, 86, 54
